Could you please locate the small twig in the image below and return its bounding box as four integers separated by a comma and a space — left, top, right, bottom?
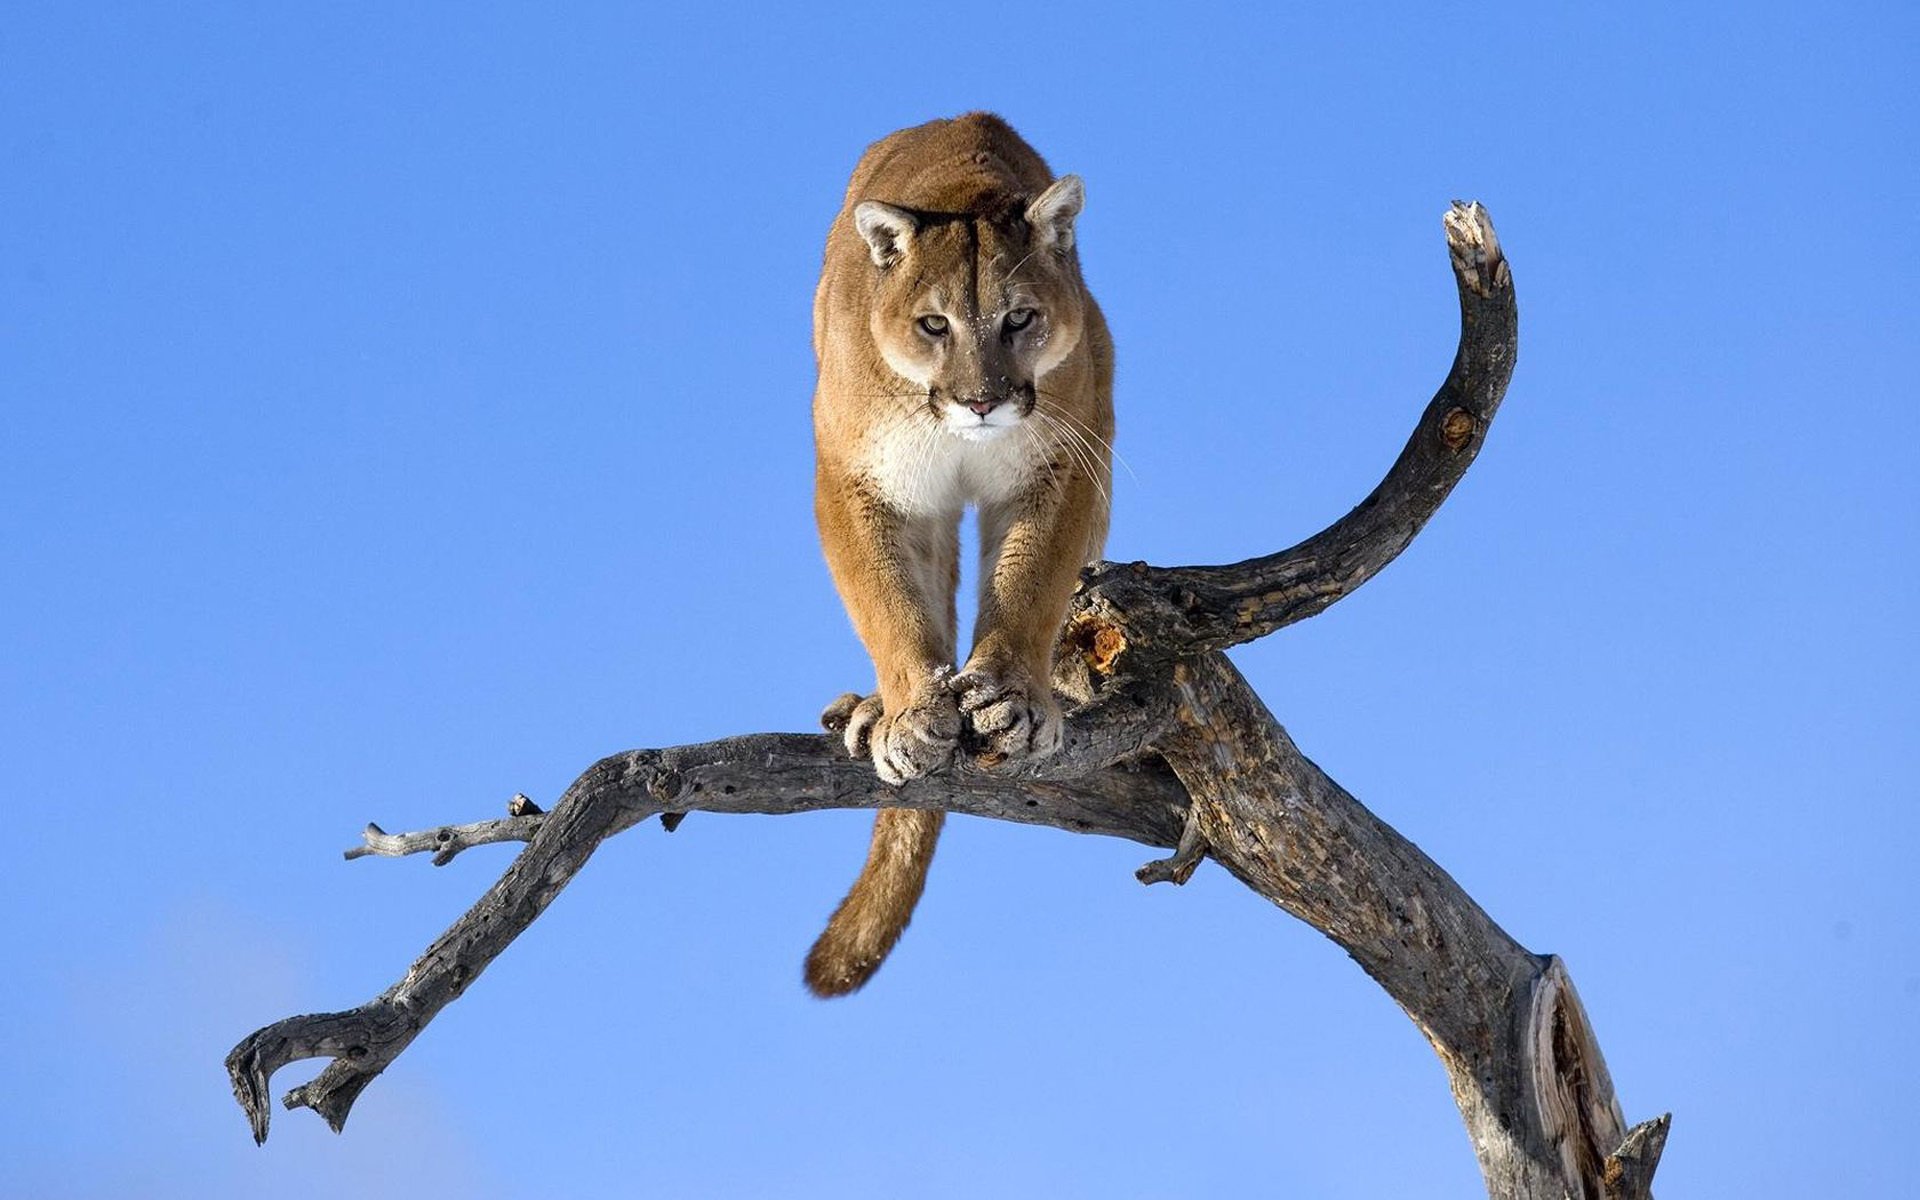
345, 814, 545, 865
1135, 806, 1209, 885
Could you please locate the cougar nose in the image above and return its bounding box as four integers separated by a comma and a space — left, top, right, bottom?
967, 397, 1002, 416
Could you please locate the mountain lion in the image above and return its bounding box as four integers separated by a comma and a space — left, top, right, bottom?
807, 113, 1114, 996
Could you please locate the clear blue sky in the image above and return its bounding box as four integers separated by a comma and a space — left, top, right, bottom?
3, 3, 1913, 1196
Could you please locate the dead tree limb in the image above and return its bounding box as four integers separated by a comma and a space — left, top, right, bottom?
227, 202, 1667, 1199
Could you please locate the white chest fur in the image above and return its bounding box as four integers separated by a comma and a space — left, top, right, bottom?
862, 416, 1040, 517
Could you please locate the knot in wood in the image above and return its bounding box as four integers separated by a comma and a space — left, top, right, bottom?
1064, 612, 1129, 678
648, 768, 685, 804
1441, 407, 1476, 452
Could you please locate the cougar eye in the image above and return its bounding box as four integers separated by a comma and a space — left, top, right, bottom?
917, 314, 949, 336
1004, 307, 1036, 332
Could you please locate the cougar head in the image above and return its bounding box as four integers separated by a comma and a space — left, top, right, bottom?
854, 175, 1086, 442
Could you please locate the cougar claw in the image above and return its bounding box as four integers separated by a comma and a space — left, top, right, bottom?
951, 664, 1063, 767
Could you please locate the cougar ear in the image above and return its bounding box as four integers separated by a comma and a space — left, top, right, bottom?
1025, 174, 1084, 256
853, 201, 917, 267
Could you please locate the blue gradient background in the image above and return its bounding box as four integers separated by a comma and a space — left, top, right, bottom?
3, 3, 1914, 1196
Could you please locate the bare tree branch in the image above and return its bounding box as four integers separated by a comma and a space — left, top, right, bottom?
342, 733, 1195, 869
228, 203, 1665, 1199
228, 731, 1191, 1144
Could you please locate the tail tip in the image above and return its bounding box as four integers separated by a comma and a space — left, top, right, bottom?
804, 945, 880, 999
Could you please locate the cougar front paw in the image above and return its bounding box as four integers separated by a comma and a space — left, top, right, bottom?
824, 684, 959, 784
951, 663, 1063, 768
873, 689, 962, 784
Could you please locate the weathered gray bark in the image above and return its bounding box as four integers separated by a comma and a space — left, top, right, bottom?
227, 203, 1667, 1199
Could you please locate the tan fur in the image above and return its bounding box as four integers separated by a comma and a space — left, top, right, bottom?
806, 114, 1114, 997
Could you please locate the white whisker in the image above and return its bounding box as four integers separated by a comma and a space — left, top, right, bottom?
1032, 409, 1111, 513
1035, 389, 1135, 481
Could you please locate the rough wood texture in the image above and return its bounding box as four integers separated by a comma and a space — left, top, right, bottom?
227, 203, 1667, 1199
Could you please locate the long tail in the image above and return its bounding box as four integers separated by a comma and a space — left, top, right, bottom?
804, 808, 944, 997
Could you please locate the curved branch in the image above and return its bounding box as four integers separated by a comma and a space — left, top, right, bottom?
1072, 201, 1517, 666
